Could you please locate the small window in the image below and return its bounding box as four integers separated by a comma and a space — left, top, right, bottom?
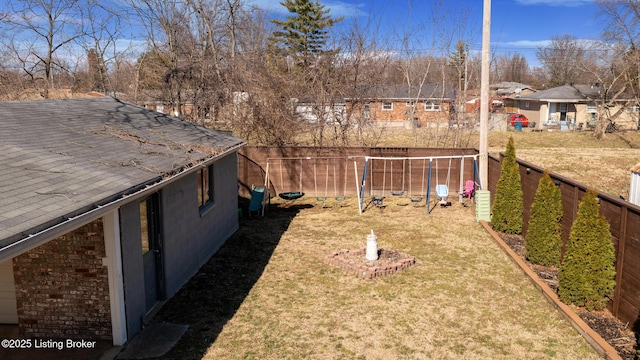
560, 103, 568, 112
424, 102, 441, 111
586, 103, 596, 113
363, 103, 370, 118
140, 200, 149, 254
382, 102, 393, 111
197, 165, 214, 211
405, 100, 415, 106
628, 105, 640, 113
525, 101, 530, 109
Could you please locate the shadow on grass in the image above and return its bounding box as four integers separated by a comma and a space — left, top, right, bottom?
149, 197, 307, 359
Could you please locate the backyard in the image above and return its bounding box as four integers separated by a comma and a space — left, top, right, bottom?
151, 195, 601, 359
145, 129, 640, 359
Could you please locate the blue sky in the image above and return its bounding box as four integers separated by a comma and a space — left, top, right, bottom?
250, 0, 602, 67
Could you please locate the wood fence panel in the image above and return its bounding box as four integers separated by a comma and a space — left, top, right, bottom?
488, 154, 640, 328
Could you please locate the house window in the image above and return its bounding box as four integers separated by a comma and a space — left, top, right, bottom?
628, 105, 640, 113
140, 200, 150, 254
406, 100, 416, 106
586, 103, 597, 113
363, 103, 370, 119
424, 102, 441, 111
382, 102, 393, 111
197, 165, 214, 211
140, 194, 159, 255
156, 104, 164, 113
560, 103, 568, 112
525, 101, 530, 109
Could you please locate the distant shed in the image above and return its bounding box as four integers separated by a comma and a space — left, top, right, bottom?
630, 163, 640, 206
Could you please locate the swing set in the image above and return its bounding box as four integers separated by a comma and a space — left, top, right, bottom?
352, 154, 481, 215
263, 157, 350, 209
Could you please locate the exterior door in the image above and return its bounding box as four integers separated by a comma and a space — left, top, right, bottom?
140, 194, 164, 313
0, 260, 18, 324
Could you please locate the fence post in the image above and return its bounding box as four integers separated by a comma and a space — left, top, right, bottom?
613, 206, 628, 317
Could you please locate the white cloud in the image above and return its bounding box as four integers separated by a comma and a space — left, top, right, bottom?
514, 0, 593, 6
248, 0, 366, 17
494, 39, 551, 48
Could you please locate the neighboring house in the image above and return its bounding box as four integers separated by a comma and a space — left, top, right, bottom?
294, 99, 347, 125
511, 84, 640, 130
345, 84, 455, 127
0, 97, 245, 346
490, 82, 536, 114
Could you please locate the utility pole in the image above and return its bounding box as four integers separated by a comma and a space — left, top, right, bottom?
479, 0, 491, 189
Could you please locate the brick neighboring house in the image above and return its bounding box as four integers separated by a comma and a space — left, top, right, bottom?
0, 97, 245, 345
345, 84, 455, 127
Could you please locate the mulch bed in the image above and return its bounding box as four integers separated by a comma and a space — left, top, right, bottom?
500, 233, 637, 360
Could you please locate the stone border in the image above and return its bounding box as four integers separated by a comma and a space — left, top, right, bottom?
324, 248, 415, 279
480, 221, 622, 360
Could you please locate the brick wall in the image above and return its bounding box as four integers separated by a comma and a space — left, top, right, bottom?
13, 219, 112, 340
348, 100, 451, 126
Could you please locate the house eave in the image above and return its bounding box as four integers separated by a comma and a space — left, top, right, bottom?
0, 142, 246, 263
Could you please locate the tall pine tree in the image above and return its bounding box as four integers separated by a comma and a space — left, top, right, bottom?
269, 0, 343, 69
559, 190, 616, 310
525, 171, 562, 266
491, 136, 524, 234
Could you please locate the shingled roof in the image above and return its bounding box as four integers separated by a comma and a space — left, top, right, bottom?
516, 84, 601, 102
0, 97, 244, 253
346, 84, 455, 101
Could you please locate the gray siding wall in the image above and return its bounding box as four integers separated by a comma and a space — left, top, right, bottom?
119, 200, 146, 337
162, 152, 239, 298
119, 151, 239, 340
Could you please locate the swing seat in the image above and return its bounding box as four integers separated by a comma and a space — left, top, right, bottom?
371, 196, 385, 207
436, 185, 451, 207
334, 196, 346, 201
279, 192, 305, 200
410, 196, 423, 203
391, 190, 405, 197
316, 196, 327, 202
435, 184, 449, 198
461, 180, 475, 199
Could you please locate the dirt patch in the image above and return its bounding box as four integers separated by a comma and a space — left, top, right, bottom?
500, 233, 637, 360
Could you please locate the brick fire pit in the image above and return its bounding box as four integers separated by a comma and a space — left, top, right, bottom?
324, 248, 415, 279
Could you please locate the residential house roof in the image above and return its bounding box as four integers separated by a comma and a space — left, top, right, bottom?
346, 84, 455, 101
516, 84, 602, 103
0, 97, 244, 256
490, 82, 535, 95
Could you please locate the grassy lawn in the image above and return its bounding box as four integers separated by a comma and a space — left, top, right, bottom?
156, 196, 600, 359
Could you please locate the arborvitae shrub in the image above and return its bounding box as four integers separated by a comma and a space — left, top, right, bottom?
491, 136, 523, 234
525, 171, 563, 266
558, 190, 616, 310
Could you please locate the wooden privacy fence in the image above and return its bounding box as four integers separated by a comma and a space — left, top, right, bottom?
238, 146, 480, 203
239, 147, 640, 333
488, 154, 640, 329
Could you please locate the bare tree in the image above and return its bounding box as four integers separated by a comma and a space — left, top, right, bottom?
0, 0, 88, 96
536, 34, 590, 87
491, 53, 530, 84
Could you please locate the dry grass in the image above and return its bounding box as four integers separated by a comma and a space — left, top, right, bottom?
156, 196, 600, 359
149, 127, 640, 359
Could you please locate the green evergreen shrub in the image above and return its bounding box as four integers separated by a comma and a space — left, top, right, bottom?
491, 136, 523, 234
525, 171, 563, 266
558, 190, 616, 311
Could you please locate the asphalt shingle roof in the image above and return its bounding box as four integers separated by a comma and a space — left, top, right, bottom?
0, 97, 244, 247
516, 84, 601, 102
